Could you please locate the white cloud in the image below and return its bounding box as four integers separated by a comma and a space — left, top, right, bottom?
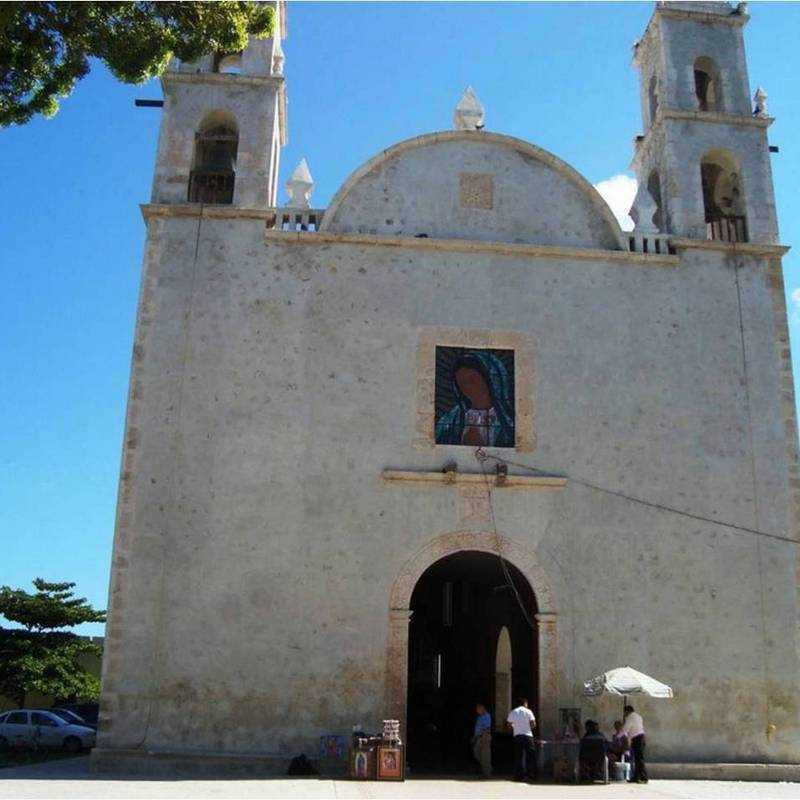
594, 174, 637, 232
791, 288, 800, 310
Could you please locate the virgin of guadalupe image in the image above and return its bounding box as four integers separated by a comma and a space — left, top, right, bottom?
435, 349, 515, 447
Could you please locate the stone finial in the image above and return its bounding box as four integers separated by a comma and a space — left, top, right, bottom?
737, 2, 749, 16
285, 158, 314, 208
453, 86, 485, 131
753, 86, 768, 118
272, 39, 285, 76
629, 182, 660, 233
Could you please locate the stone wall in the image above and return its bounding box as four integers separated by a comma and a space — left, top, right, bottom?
95, 208, 800, 766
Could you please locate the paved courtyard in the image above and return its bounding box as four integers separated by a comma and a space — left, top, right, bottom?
0, 758, 798, 800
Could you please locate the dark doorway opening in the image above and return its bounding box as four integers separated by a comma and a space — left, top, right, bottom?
406, 550, 538, 774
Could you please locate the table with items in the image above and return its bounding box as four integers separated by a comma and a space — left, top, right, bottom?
350, 719, 405, 781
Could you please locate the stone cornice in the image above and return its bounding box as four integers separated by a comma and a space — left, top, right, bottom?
632, 107, 772, 170
264, 230, 680, 267
656, 5, 748, 28
162, 71, 284, 89
660, 107, 772, 128
142, 205, 787, 263
381, 469, 567, 490
141, 203, 277, 222
670, 238, 790, 257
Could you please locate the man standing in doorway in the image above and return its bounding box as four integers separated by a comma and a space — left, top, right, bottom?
472, 703, 492, 777
622, 704, 647, 784
507, 697, 537, 782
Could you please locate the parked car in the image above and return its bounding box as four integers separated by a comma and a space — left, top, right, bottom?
0, 709, 96, 753
54, 703, 99, 726
42, 707, 96, 732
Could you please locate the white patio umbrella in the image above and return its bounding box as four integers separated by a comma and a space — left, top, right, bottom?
583, 666, 673, 716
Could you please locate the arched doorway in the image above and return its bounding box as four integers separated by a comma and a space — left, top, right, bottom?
405, 550, 538, 773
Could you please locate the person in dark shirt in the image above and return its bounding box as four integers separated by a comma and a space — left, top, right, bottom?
579, 720, 607, 782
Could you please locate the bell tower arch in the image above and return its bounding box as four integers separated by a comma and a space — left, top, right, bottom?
150, 0, 287, 208
630, 2, 778, 244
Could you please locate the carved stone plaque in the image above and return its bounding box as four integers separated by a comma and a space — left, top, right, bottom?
459, 172, 494, 210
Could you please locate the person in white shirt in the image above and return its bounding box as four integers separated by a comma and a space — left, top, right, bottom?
622, 705, 647, 783
506, 697, 537, 782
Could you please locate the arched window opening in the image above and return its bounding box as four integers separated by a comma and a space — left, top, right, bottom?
648, 75, 659, 124
647, 170, 664, 232
494, 627, 512, 732
213, 52, 243, 74
694, 57, 721, 112
188, 112, 238, 205
701, 150, 747, 242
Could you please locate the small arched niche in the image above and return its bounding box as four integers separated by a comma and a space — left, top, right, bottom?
700, 149, 747, 242
188, 111, 239, 205
694, 57, 722, 113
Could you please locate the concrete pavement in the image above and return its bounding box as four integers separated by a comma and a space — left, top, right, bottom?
0, 758, 798, 799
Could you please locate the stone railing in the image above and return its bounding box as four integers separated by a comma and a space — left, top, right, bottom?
266, 207, 326, 232
187, 170, 235, 205
627, 232, 672, 255
707, 214, 747, 244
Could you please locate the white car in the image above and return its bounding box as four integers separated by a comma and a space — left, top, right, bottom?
0, 709, 96, 753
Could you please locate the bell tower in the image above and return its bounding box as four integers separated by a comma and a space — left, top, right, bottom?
630, 1, 778, 244
150, 0, 287, 209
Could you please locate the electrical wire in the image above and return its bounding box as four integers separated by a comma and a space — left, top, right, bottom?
474, 448, 799, 548
475, 449, 538, 630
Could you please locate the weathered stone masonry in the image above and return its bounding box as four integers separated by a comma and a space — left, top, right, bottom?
93, 1, 799, 775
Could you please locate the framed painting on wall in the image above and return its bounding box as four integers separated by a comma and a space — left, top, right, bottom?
376, 745, 404, 781
434, 346, 516, 447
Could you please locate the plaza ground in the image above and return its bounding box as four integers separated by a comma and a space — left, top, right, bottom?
0, 758, 798, 800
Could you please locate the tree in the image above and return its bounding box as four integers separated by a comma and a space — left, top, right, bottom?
0, 2, 275, 126
0, 579, 106, 708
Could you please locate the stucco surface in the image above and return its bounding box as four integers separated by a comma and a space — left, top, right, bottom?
96, 0, 797, 776
321, 133, 622, 250
96, 214, 799, 767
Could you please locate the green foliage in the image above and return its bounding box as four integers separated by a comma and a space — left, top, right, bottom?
0, 579, 106, 707
0, 2, 275, 126
0, 579, 106, 631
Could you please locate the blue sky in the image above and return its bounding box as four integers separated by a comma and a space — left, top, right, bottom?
2, 2, 799, 637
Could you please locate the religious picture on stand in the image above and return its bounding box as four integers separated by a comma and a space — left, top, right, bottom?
377, 745, 403, 780
434, 346, 515, 447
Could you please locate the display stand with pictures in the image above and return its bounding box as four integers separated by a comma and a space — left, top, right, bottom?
376, 719, 404, 781
351, 719, 405, 781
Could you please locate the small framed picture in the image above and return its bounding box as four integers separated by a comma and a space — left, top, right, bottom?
376, 745, 404, 781
351, 748, 375, 780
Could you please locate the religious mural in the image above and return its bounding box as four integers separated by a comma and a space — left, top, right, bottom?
434, 346, 515, 447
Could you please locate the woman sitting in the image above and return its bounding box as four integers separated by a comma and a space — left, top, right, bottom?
607, 720, 630, 766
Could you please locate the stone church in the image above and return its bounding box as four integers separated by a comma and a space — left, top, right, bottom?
94, 1, 800, 776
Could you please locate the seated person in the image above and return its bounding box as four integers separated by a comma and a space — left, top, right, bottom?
579, 720, 608, 782
607, 720, 630, 765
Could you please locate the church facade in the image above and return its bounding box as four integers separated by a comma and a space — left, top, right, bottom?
94, 1, 800, 775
